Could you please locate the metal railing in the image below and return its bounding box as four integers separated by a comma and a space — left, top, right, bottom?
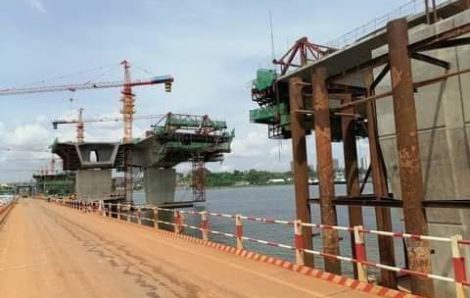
326, 0, 448, 49
50, 198, 469, 298
0, 196, 16, 214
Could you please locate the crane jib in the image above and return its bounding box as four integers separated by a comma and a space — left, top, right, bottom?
0, 75, 174, 96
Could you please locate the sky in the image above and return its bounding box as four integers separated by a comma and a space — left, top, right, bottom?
0, 0, 413, 182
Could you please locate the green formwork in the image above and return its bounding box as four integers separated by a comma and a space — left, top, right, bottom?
253, 69, 277, 91
249, 103, 287, 124
165, 117, 226, 129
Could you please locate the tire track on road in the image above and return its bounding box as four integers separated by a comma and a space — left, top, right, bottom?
40, 203, 202, 298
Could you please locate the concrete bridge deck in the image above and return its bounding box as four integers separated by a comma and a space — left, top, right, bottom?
0, 200, 381, 298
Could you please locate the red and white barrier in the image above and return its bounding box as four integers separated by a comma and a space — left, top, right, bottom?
51, 197, 470, 297
235, 214, 243, 249
239, 215, 293, 226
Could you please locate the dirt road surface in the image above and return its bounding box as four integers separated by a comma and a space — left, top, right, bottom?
0, 199, 380, 298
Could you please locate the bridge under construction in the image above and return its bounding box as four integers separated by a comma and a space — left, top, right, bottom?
1, 1, 470, 298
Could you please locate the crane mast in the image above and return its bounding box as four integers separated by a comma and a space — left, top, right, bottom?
77, 108, 85, 143
121, 60, 134, 143
121, 60, 135, 202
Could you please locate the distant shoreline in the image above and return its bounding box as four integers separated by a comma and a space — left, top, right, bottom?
174, 181, 350, 191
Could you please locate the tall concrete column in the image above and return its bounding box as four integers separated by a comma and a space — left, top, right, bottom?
341, 94, 363, 278
289, 76, 314, 267
312, 67, 341, 274
75, 169, 112, 201
387, 18, 434, 297
144, 168, 177, 206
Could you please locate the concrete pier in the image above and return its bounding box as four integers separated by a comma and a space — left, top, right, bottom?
144, 168, 177, 205
75, 169, 113, 201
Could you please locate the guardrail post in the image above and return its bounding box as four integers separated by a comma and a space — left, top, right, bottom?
107, 203, 111, 217
153, 208, 159, 230
235, 214, 244, 250
100, 201, 105, 216
451, 235, 467, 298
127, 204, 131, 222
201, 211, 209, 241
117, 203, 121, 220
137, 207, 142, 225
294, 220, 305, 265
353, 225, 368, 282
174, 210, 182, 234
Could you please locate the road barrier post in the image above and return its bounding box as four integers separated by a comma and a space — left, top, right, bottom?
353, 225, 368, 282
117, 203, 121, 220
107, 203, 111, 217
294, 220, 305, 265
451, 235, 467, 298
137, 207, 142, 225
235, 214, 244, 250
201, 211, 209, 241
174, 210, 182, 234
127, 204, 131, 222
100, 201, 105, 216
153, 208, 159, 230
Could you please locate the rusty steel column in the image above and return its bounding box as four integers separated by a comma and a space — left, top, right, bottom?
341, 94, 363, 279
364, 83, 397, 289
387, 18, 434, 297
289, 77, 314, 267
312, 67, 341, 274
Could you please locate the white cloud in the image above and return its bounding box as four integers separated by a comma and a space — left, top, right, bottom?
26, 0, 46, 14
5, 123, 50, 147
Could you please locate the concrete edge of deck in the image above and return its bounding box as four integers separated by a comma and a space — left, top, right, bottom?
51, 201, 421, 298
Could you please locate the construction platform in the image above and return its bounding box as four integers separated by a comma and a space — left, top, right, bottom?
49, 113, 234, 204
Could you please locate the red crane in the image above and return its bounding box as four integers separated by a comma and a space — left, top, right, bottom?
2, 61, 174, 202
52, 109, 165, 143
0, 74, 173, 96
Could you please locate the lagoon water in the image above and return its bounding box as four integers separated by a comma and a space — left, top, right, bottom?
135, 184, 406, 277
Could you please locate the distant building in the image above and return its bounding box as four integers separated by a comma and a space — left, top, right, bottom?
234, 181, 250, 186
267, 178, 285, 184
